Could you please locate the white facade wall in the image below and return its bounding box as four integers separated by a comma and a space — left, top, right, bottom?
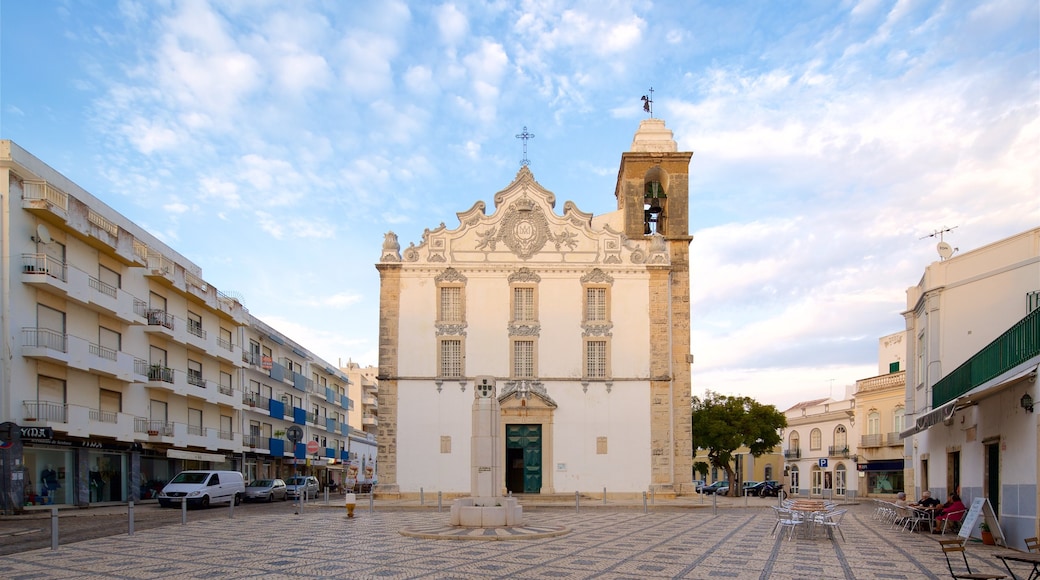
903, 227, 1039, 546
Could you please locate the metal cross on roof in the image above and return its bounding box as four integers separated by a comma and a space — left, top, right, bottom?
516, 126, 535, 166
641, 87, 654, 118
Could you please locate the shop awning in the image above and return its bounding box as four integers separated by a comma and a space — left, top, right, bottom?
899, 399, 959, 439
167, 449, 227, 463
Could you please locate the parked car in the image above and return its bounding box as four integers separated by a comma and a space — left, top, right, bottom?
285, 476, 319, 500
244, 479, 287, 502
758, 481, 786, 498
692, 480, 706, 493
701, 481, 729, 495
157, 470, 245, 508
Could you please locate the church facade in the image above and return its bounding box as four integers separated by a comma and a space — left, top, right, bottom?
375, 119, 693, 498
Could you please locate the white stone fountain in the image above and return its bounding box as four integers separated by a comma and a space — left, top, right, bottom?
450, 376, 523, 527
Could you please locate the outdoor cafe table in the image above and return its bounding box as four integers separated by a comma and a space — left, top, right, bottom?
789, 501, 828, 539
994, 550, 1040, 580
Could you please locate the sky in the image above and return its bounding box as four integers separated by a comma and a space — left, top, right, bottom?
2, 0, 1037, 411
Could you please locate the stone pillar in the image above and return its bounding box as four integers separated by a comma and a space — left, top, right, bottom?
471, 377, 500, 501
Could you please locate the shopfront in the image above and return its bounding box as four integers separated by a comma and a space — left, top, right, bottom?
859, 459, 905, 495
20, 433, 142, 507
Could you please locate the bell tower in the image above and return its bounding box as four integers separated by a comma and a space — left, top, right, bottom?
614, 118, 694, 494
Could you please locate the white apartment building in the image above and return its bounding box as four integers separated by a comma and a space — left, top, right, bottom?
0, 141, 356, 511
900, 227, 1039, 546
374, 119, 694, 498
782, 392, 858, 499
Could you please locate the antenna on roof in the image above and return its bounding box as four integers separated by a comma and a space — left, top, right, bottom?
920, 226, 959, 261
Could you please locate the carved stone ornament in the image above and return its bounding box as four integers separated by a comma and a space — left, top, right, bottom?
581, 322, 613, 337
380, 231, 402, 262
435, 323, 468, 336
508, 322, 541, 336
580, 268, 615, 285
435, 267, 468, 284
508, 267, 541, 284
497, 197, 551, 260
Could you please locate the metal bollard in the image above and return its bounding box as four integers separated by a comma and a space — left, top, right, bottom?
437, 491, 442, 512
182, 497, 188, 524
744, 489, 748, 508
651, 488, 655, 505
325, 489, 329, 505
603, 487, 607, 506
712, 491, 718, 516
229, 497, 235, 519
128, 501, 135, 536
420, 487, 424, 506
368, 491, 373, 513
643, 491, 648, 514
51, 507, 59, 551
575, 491, 580, 514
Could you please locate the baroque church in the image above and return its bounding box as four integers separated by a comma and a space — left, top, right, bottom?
375, 119, 693, 498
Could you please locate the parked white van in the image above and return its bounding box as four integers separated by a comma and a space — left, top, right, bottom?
157, 470, 245, 508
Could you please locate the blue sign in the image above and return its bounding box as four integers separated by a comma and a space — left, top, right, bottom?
818, 458, 828, 468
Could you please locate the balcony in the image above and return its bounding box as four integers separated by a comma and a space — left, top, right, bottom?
860, 434, 883, 448
22, 400, 67, 423
144, 250, 175, 283
21, 253, 68, 294
21, 327, 68, 364
143, 309, 176, 338
362, 395, 378, 407
828, 446, 851, 458
932, 308, 1040, 407
242, 351, 261, 367
362, 414, 378, 427
21, 179, 69, 220
243, 433, 270, 451
783, 449, 801, 460
886, 432, 904, 446
83, 340, 135, 382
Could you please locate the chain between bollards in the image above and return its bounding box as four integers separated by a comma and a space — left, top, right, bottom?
50, 507, 58, 551
128, 501, 134, 536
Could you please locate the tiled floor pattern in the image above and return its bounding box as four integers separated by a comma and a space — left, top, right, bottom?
0, 504, 1017, 579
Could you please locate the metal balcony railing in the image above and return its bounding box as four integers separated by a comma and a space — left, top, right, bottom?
783, 449, 801, 460
148, 365, 175, 383
886, 432, 904, 445
187, 319, 206, 339
88, 409, 118, 423
145, 309, 175, 330
187, 424, 204, 436
187, 372, 206, 388
88, 342, 118, 361
218, 430, 234, 441
217, 337, 233, 351
828, 446, 851, 458
23, 401, 67, 422
88, 275, 118, 298
932, 308, 1040, 407
22, 327, 67, 352
217, 383, 233, 396
22, 253, 67, 281
242, 351, 261, 366
134, 418, 173, 436
133, 299, 148, 318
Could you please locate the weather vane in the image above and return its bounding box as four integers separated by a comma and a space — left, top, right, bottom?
516, 126, 535, 167
641, 87, 654, 118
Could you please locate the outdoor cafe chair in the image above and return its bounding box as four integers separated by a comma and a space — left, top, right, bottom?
1026, 537, 1039, 553
938, 539, 1006, 579
904, 507, 933, 533
937, 509, 967, 535
816, 509, 847, 542
771, 506, 803, 540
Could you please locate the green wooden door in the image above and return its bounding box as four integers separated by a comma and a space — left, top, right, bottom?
506, 424, 542, 494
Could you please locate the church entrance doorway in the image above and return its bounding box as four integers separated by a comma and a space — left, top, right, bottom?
505, 424, 541, 494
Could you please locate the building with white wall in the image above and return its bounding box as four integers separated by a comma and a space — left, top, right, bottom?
900, 227, 1039, 546
782, 392, 858, 499
0, 140, 357, 511
374, 119, 694, 498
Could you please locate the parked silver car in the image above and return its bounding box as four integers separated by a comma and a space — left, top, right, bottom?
244, 479, 287, 502
285, 476, 319, 500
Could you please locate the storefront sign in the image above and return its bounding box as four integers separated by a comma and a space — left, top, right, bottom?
19, 426, 54, 439
21, 433, 140, 451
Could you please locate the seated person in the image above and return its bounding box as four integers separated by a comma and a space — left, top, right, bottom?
894, 491, 909, 508
933, 493, 966, 532
910, 490, 941, 511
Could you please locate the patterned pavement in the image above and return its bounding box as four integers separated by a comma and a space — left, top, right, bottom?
0, 501, 1025, 579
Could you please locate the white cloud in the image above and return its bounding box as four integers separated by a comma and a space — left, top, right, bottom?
436, 3, 469, 45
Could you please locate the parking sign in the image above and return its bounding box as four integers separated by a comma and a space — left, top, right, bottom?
818, 458, 828, 468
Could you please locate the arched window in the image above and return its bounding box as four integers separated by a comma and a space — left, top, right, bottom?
790, 465, 800, 494
789, 431, 800, 450
834, 425, 847, 450
764, 464, 774, 481
868, 411, 881, 435
810, 428, 822, 450
892, 407, 905, 435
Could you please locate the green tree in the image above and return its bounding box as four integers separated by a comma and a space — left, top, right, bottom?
693, 461, 710, 482
691, 390, 786, 497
